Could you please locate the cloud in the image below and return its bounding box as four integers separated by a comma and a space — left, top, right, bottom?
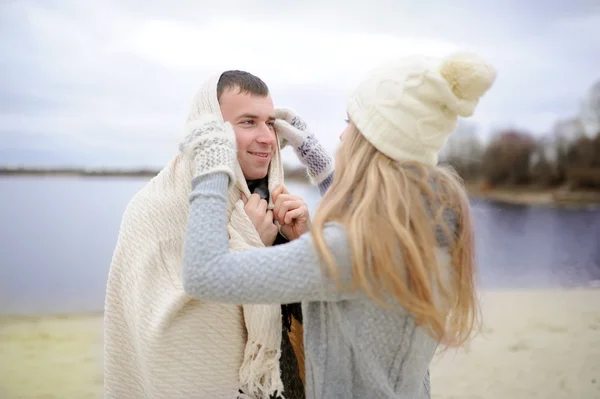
1, 0, 599, 166
124, 18, 463, 85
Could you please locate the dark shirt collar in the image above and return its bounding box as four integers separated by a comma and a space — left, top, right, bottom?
246, 176, 270, 201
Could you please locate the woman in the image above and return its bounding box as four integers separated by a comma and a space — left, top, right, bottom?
180, 52, 496, 398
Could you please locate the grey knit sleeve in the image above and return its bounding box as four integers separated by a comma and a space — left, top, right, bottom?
182, 173, 357, 304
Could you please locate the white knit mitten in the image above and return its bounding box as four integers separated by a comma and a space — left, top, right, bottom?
274, 108, 334, 185
179, 114, 237, 187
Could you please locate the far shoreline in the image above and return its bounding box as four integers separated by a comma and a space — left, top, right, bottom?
0, 166, 310, 180
466, 182, 600, 209
2, 167, 600, 208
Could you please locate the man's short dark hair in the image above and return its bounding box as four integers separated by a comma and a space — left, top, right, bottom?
217, 70, 270, 101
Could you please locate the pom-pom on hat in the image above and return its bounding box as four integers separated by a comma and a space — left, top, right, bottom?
346, 52, 496, 165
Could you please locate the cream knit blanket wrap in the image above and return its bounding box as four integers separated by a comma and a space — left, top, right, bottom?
104, 73, 285, 399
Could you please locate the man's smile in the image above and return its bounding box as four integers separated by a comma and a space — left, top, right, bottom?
248, 151, 271, 160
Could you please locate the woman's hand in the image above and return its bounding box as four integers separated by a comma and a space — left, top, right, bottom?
179, 114, 237, 187
272, 184, 310, 240
274, 108, 334, 186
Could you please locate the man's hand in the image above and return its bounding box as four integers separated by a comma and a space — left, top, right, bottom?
272, 185, 310, 240
242, 193, 279, 246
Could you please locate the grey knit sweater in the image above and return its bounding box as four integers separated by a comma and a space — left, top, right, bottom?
182, 173, 436, 399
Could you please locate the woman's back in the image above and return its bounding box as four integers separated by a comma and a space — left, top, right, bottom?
303, 270, 440, 398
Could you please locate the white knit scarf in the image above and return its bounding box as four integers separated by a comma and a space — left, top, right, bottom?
186, 73, 285, 398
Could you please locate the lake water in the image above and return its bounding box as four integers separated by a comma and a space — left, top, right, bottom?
1, 176, 599, 316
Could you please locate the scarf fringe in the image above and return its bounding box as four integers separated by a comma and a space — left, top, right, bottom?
239, 340, 285, 399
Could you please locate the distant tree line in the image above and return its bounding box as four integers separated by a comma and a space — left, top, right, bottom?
440, 80, 600, 190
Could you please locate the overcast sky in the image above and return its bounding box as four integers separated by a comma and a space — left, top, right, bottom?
1, 0, 599, 167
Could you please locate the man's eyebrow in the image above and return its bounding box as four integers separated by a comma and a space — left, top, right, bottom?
237, 113, 258, 119
237, 113, 276, 121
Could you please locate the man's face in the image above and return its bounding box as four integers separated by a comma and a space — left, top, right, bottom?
219, 88, 277, 180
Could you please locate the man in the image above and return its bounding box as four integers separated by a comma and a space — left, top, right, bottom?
104, 71, 308, 399
214, 71, 306, 398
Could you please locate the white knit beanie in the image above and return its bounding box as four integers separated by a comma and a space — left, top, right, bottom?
347, 52, 497, 165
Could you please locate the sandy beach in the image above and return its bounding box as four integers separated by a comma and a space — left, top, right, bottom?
0, 313, 104, 399
431, 288, 600, 399
1, 289, 599, 399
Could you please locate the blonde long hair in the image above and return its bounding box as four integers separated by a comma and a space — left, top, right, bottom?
311, 124, 480, 347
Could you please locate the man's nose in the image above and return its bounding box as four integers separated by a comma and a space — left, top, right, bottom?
256, 123, 275, 144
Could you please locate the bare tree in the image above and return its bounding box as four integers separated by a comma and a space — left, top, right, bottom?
481, 129, 536, 186
552, 107, 600, 188
550, 118, 585, 180
580, 79, 600, 140
529, 135, 561, 187
579, 79, 600, 171
439, 120, 483, 180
